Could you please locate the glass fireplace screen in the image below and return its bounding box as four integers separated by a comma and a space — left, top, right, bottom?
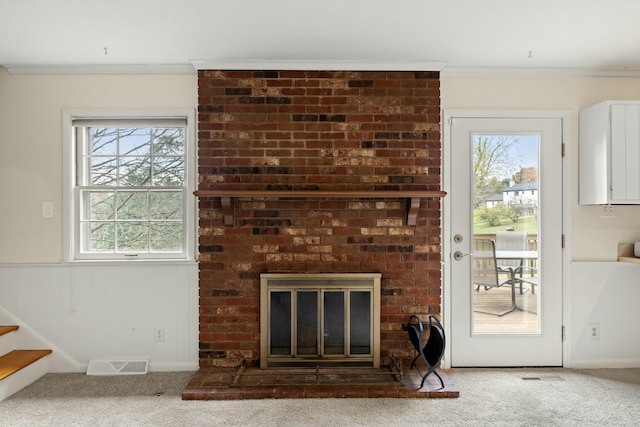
260, 273, 381, 368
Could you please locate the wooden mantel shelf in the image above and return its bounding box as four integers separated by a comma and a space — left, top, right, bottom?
194, 190, 447, 226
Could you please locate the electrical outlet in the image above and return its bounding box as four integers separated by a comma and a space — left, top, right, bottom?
600, 205, 615, 218
155, 326, 165, 342
589, 323, 600, 340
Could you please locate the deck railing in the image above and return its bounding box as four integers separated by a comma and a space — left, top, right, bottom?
472, 233, 538, 251
473, 233, 538, 273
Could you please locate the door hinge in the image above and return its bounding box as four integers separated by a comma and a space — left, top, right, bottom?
561, 143, 565, 157
561, 234, 565, 248
562, 325, 566, 341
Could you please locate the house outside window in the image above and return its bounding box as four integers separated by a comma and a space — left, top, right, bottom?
62, 109, 196, 261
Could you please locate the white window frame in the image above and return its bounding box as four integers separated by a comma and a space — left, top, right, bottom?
62, 109, 196, 262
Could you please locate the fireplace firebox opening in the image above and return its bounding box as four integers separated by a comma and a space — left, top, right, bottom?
260, 273, 381, 369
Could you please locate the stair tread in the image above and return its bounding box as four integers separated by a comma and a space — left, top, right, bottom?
0, 326, 19, 337
0, 350, 52, 382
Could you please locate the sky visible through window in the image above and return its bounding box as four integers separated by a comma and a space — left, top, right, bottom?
474, 133, 539, 181
505, 134, 539, 179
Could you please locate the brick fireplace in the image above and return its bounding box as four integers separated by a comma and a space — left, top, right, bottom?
196, 70, 442, 370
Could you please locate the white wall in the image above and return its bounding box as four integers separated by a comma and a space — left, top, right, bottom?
0, 263, 199, 372
0, 68, 197, 263
442, 74, 640, 367
571, 262, 640, 368
441, 74, 640, 261
0, 68, 199, 370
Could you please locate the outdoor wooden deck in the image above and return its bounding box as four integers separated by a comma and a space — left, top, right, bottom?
473, 284, 539, 333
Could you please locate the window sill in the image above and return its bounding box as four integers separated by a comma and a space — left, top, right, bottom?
62, 259, 198, 266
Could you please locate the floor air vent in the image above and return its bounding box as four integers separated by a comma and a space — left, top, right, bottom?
522, 375, 564, 382
87, 359, 148, 376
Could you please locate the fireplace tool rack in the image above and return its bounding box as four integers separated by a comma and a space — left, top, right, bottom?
229, 356, 404, 388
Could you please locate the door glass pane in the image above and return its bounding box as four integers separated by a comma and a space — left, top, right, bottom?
296, 291, 318, 355
472, 134, 540, 334
323, 292, 345, 355
349, 291, 371, 354
269, 292, 291, 355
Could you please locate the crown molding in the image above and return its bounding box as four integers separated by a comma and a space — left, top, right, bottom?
442, 66, 640, 78
190, 59, 447, 72
6, 62, 640, 78
2, 63, 196, 75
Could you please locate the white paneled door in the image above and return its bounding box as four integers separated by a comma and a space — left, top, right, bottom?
445, 113, 564, 366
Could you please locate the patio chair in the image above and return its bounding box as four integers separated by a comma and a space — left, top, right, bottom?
513, 267, 539, 294
495, 231, 528, 293
473, 238, 514, 292
473, 238, 519, 316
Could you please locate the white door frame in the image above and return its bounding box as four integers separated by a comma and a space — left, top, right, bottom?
441, 109, 573, 369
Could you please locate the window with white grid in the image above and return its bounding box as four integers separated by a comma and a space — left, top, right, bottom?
63, 110, 195, 261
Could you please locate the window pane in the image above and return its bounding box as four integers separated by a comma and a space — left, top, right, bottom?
150, 192, 182, 220
90, 157, 117, 186
116, 192, 148, 220
89, 191, 114, 220
153, 156, 184, 186
119, 156, 151, 186
116, 222, 149, 251
90, 128, 117, 155
86, 222, 115, 252
150, 223, 182, 251
118, 128, 151, 156
153, 128, 185, 156
472, 134, 540, 334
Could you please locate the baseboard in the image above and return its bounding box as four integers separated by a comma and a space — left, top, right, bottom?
569, 359, 640, 369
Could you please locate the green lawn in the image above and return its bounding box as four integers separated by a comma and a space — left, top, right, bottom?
473, 212, 538, 235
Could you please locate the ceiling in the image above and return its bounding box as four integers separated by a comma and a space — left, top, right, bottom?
2, 0, 640, 76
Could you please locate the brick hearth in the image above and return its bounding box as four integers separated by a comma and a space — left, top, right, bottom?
182, 365, 459, 400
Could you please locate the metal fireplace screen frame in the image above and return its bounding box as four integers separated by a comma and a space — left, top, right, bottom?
260, 273, 381, 369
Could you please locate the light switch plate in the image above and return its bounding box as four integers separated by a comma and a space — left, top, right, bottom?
42, 201, 54, 218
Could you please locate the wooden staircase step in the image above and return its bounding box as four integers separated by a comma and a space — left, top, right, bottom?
0, 350, 52, 382
0, 326, 19, 337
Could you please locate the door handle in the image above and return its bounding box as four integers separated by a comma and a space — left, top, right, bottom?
453, 251, 473, 261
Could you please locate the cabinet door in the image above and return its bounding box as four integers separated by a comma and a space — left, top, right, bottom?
611, 104, 640, 202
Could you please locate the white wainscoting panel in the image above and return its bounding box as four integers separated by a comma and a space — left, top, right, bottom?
571, 261, 640, 368
0, 263, 198, 372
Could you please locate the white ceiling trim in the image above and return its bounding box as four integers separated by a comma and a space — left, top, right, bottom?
3, 60, 447, 75
6, 62, 640, 78
442, 66, 640, 78
3, 64, 197, 75
190, 59, 447, 72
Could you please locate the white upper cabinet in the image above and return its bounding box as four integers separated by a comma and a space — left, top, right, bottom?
579, 101, 640, 204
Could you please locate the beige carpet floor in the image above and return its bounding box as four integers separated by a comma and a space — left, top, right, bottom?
1, 368, 639, 427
